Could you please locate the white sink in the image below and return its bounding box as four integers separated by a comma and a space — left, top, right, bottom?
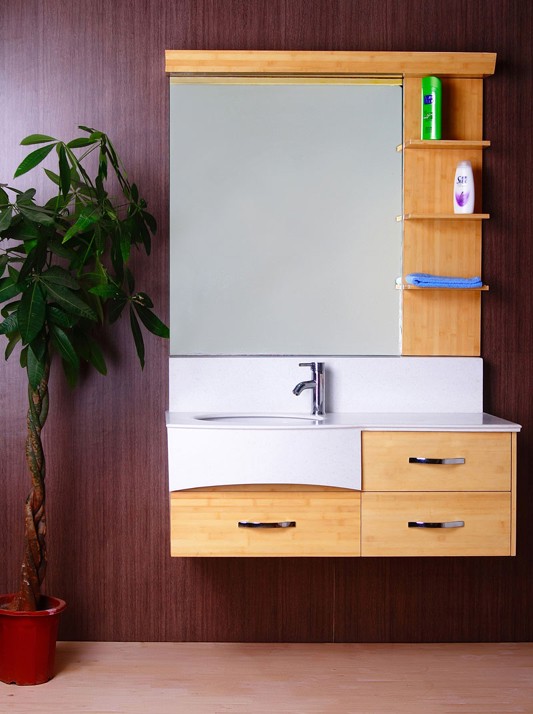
167, 411, 362, 491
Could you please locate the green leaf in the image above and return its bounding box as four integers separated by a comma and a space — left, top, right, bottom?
47, 238, 78, 261
5, 332, 21, 361
20, 344, 28, 368
18, 239, 47, 282
1, 298, 19, 318
120, 228, 131, 264
20, 134, 56, 146
16, 189, 36, 203
0, 276, 21, 304
133, 303, 169, 339
41, 265, 80, 290
50, 323, 79, 370
0, 205, 13, 232
29, 331, 47, 361
62, 205, 100, 243
44, 169, 61, 186
47, 304, 78, 329
18, 281, 46, 343
135, 214, 151, 255
133, 291, 153, 309
27, 340, 46, 389
89, 283, 121, 298
14, 143, 56, 178
66, 137, 98, 149
0, 187, 9, 206
43, 282, 97, 320
17, 202, 56, 227
142, 210, 157, 235
87, 337, 107, 375
45, 192, 73, 214
0, 312, 18, 335
61, 356, 79, 388
129, 306, 145, 369
110, 241, 124, 282
74, 332, 107, 375
58, 144, 71, 197
0, 254, 8, 277
11, 216, 39, 242
108, 296, 127, 323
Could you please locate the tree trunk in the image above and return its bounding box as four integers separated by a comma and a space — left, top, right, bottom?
4, 362, 50, 612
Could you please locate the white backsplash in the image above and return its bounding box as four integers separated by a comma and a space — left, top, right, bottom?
168, 357, 483, 414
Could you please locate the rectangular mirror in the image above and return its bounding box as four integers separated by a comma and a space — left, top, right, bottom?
169, 80, 403, 355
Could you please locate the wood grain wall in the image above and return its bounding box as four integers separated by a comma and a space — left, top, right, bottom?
1, 0, 532, 642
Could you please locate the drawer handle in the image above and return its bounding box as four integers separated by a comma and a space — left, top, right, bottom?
409, 457, 465, 465
238, 521, 296, 529
408, 520, 465, 529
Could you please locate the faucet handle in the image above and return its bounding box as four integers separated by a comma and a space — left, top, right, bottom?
298, 361, 324, 374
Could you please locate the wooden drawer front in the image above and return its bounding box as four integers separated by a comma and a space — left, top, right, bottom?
361, 492, 511, 557
362, 432, 511, 491
170, 491, 360, 557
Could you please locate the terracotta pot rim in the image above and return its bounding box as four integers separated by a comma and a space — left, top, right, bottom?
0, 594, 67, 617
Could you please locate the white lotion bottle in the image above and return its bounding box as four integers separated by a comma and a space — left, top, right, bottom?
453, 160, 475, 213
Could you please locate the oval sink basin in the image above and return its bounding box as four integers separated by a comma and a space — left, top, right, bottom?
195, 414, 324, 426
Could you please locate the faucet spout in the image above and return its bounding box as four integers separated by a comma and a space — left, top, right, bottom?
292, 362, 326, 416
292, 380, 315, 396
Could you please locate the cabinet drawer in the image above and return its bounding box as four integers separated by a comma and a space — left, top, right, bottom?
361, 492, 511, 556
362, 432, 511, 491
170, 491, 361, 557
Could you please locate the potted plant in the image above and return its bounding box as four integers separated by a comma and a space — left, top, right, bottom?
0, 126, 168, 684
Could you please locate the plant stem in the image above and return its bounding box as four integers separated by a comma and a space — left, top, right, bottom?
5, 359, 50, 612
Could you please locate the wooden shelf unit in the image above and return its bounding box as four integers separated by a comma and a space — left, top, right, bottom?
401, 69, 495, 356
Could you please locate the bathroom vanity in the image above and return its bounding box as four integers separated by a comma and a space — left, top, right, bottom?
168, 423, 517, 558
166, 359, 519, 558
165, 51, 520, 558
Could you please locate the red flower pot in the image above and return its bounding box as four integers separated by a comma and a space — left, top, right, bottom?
0, 594, 67, 685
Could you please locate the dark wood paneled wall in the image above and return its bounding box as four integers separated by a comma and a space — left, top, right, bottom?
1, 0, 532, 642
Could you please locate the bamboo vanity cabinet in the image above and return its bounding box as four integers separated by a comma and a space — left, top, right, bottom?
166, 51, 520, 559
169, 427, 517, 558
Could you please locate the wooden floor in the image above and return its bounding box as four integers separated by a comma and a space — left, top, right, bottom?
2, 642, 533, 713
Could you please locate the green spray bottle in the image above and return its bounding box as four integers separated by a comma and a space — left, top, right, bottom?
421, 76, 442, 140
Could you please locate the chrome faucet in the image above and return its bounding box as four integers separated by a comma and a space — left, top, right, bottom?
292, 362, 325, 416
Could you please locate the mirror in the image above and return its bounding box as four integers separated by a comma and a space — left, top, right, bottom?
169, 81, 403, 355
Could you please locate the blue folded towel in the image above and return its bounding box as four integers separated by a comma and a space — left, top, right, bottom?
405, 273, 483, 288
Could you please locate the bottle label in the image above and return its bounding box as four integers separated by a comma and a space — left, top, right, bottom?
423, 94, 434, 105
455, 190, 470, 207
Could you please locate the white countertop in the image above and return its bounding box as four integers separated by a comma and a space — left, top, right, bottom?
166, 411, 521, 432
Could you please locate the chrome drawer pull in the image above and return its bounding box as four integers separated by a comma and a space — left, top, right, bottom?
238, 521, 296, 529
409, 457, 465, 465
408, 520, 465, 529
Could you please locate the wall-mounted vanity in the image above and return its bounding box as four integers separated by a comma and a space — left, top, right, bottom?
165, 50, 520, 558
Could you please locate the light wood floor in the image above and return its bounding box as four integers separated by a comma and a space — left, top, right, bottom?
2, 642, 533, 713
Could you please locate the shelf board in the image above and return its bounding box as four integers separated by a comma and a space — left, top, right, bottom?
397, 284, 489, 291
396, 139, 491, 152
397, 213, 490, 222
